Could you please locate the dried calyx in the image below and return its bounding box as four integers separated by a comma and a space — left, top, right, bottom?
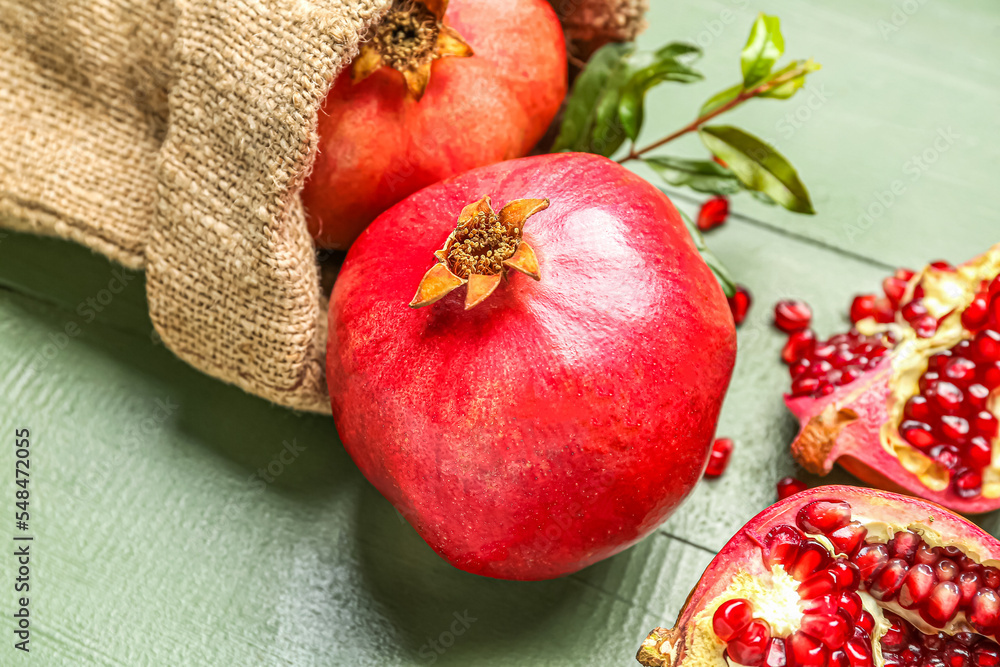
352, 0, 474, 99
409, 196, 548, 310
637, 492, 1000, 667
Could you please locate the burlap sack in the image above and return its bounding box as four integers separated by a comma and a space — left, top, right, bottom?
0, 0, 644, 414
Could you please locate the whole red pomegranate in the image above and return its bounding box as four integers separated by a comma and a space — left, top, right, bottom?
779, 249, 1000, 513
327, 152, 736, 580
302, 0, 567, 250
638, 485, 1000, 667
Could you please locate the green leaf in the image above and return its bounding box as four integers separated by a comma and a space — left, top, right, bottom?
699, 125, 814, 214
644, 156, 742, 195
619, 55, 703, 141
699, 83, 743, 116
741, 14, 785, 88
552, 43, 634, 155
655, 42, 703, 60
679, 209, 736, 297
759, 59, 822, 99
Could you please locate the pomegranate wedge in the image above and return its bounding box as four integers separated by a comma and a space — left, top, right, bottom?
637, 486, 1000, 667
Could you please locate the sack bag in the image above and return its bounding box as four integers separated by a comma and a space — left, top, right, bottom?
0, 0, 646, 413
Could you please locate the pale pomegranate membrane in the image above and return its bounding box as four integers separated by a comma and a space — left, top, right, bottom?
706, 500, 1000, 667
784, 249, 1000, 504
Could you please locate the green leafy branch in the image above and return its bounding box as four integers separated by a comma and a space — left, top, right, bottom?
550, 13, 822, 296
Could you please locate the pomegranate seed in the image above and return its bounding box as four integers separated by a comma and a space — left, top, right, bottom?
927, 382, 964, 414
829, 560, 861, 590
974, 648, 1000, 667
801, 614, 850, 649
839, 591, 863, 620
852, 543, 890, 581
899, 563, 936, 609
697, 196, 729, 231
944, 357, 978, 383
792, 376, 821, 397
844, 639, 873, 667
777, 477, 808, 500
796, 500, 852, 534
851, 295, 878, 323
974, 330, 1000, 362
789, 631, 828, 667
921, 371, 942, 393
783, 330, 817, 364
713, 598, 754, 641
957, 570, 982, 610
884, 276, 908, 306
990, 294, 1000, 329
940, 415, 971, 441
829, 522, 868, 557
830, 649, 850, 667
935, 559, 960, 582
914, 315, 940, 338
949, 646, 973, 667
765, 638, 788, 667
806, 594, 840, 616
868, 557, 909, 600
973, 411, 999, 438
881, 617, 907, 649
764, 525, 803, 569
967, 437, 993, 469
983, 566, 1000, 588
775, 300, 813, 333
729, 620, 772, 666
954, 469, 983, 498
874, 297, 896, 323
967, 384, 992, 411
914, 543, 938, 566
923, 581, 961, 625
791, 541, 833, 581
728, 285, 753, 326
888, 531, 922, 560
799, 568, 841, 599
900, 420, 935, 449
932, 445, 962, 470
930, 260, 955, 271
980, 361, 1000, 390
963, 295, 990, 331
855, 611, 875, 636
905, 396, 933, 422
903, 300, 929, 322
705, 438, 734, 478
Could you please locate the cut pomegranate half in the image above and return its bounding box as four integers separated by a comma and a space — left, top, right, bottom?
782, 248, 1000, 513
637, 486, 1000, 667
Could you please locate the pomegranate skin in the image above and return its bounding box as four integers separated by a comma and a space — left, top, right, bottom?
328, 153, 737, 580
303, 0, 567, 249
637, 485, 1000, 666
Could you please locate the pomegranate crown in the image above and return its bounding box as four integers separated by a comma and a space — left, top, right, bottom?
352, 0, 474, 99
409, 195, 549, 310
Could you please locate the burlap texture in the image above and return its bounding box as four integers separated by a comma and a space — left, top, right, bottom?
0, 0, 643, 414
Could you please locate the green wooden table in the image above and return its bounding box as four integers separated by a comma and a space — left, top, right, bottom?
2, 1, 998, 664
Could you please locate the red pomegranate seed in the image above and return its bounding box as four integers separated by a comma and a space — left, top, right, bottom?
830, 649, 849, 667
705, 438, 734, 478
954, 469, 983, 498
967, 384, 992, 411
898, 563, 936, 609
765, 638, 788, 667
829, 560, 861, 590
930, 260, 956, 272
799, 568, 841, 599
729, 620, 772, 666
957, 570, 982, 610
923, 581, 961, 625
855, 611, 875, 636
764, 525, 803, 569
874, 297, 896, 323
801, 614, 849, 649
900, 420, 935, 449
888, 531, 922, 560
984, 566, 1000, 588
850, 295, 878, 324
973, 411, 999, 438
852, 543, 890, 580
728, 285, 753, 326
839, 591, 863, 620
789, 631, 829, 667
829, 522, 868, 557
974, 330, 1000, 362
980, 361, 1000, 390
868, 557, 909, 600
974, 648, 1000, 667
914, 543, 938, 566
844, 639, 873, 667
990, 294, 1000, 329
775, 300, 813, 333
783, 330, 817, 364
914, 315, 940, 338
927, 382, 965, 414
902, 300, 929, 322
881, 616, 907, 649
963, 295, 990, 331
949, 646, 973, 667
777, 477, 808, 500
904, 396, 932, 422
941, 415, 971, 441
806, 594, 839, 616
697, 196, 729, 231
796, 500, 852, 534
935, 558, 960, 582
966, 437, 993, 469
713, 598, 754, 641
884, 276, 908, 306
791, 541, 833, 581
944, 357, 978, 383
